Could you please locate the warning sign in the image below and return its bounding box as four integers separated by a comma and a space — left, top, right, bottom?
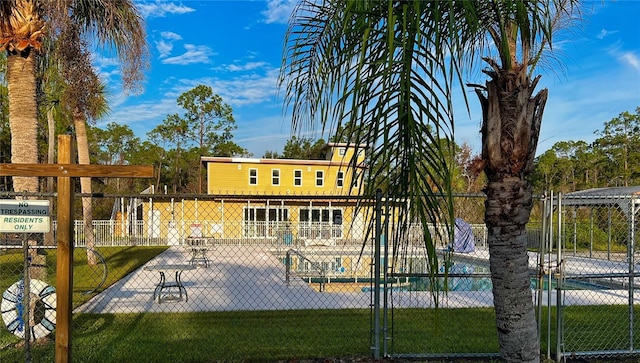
0, 200, 50, 233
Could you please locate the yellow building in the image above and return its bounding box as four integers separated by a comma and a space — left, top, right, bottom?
142, 143, 370, 247
203, 142, 366, 195
134, 143, 375, 280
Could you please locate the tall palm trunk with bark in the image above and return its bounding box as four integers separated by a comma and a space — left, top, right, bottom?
281, 1, 578, 361
475, 60, 547, 363
73, 110, 97, 265
6, 50, 39, 193
44, 107, 56, 246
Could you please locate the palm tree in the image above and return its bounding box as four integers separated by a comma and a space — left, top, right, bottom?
0, 0, 45, 193
281, 1, 579, 362
54, 22, 111, 264
0, 0, 147, 194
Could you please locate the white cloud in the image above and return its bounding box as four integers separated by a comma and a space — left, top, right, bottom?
620, 52, 640, 71
163, 68, 279, 109
212, 70, 280, 106
100, 96, 179, 136
262, 0, 297, 24
155, 31, 183, 58
606, 42, 640, 72
161, 44, 215, 65
136, 1, 195, 18
161, 31, 182, 41
155, 40, 173, 58
225, 62, 268, 72
596, 29, 618, 40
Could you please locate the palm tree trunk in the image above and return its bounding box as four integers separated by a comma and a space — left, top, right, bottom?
7, 51, 47, 280
47, 108, 55, 192
7, 52, 39, 193
44, 107, 56, 246
476, 61, 547, 363
74, 111, 97, 265
485, 177, 538, 362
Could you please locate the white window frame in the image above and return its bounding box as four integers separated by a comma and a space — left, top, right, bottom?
315, 170, 324, 187
336, 171, 344, 188
271, 169, 280, 186
249, 168, 258, 185
294, 169, 302, 187
298, 207, 343, 239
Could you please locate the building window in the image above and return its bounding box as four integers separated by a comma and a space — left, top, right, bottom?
315, 170, 324, 186
243, 207, 289, 238
299, 208, 343, 239
338, 147, 346, 156
272, 169, 280, 186
249, 168, 258, 185
294, 169, 302, 186
336, 171, 344, 188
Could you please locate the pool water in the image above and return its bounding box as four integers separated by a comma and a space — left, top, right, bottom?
374, 261, 607, 292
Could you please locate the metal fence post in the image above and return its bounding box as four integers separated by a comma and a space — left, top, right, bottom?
556, 193, 563, 361
628, 197, 635, 351
371, 189, 382, 359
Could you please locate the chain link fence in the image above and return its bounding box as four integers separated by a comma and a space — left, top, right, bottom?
1, 191, 640, 362
554, 189, 640, 360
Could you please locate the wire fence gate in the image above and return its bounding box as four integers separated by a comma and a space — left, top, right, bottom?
374, 190, 640, 361
1, 191, 640, 362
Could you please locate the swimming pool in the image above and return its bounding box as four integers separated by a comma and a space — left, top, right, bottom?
365, 259, 610, 292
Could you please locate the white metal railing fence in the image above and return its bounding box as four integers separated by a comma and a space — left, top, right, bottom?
63, 220, 512, 248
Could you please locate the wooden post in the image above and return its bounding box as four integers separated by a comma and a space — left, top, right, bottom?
0, 134, 154, 363
55, 135, 74, 363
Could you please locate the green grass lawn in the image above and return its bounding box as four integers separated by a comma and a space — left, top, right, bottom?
0, 245, 167, 351
1, 305, 634, 363
1, 246, 639, 362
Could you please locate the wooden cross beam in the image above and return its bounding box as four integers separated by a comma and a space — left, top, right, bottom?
0, 135, 154, 363
0, 163, 154, 178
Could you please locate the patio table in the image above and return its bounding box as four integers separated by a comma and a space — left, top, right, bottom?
185, 237, 215, 267
144, 264, 196, 303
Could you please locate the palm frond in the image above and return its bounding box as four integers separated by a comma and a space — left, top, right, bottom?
281, 0, 468, 302
65, 0, 149, 94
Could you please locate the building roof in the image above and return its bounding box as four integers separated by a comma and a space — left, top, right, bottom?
200, 156, 366, 168
322, 142, 368, 149
562, 186, 640, 214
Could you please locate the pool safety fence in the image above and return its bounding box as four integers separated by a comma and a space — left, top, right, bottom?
0, 191, 638, 362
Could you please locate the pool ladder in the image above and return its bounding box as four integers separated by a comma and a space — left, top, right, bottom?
284, 249, 327, 292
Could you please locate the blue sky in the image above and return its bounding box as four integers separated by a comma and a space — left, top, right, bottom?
96, 1, 640, 158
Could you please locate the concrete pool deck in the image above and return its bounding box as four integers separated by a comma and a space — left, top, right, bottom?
74, 245, 374, 314
74, 246, 639, 314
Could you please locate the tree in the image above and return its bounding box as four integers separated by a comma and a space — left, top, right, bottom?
281, 136, 326, 159
148, 114, 191, 193
51, 2, 145, 264
594, 108, 640, 187
149, 85, 245, 193
53, 23, 110, 264
0, 0, 45, 193
93, 122, 142, 191
281, 1, 580, 361
177, 85, 238, 193
282, 0, 460, 320
0, 53, 11, 191
0, 0, 147, 194
455, 142, 485, 193
263, 150, 280, 159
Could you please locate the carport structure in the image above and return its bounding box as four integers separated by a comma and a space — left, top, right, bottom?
562, 186, 640, 261
556, 186, 640, 360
